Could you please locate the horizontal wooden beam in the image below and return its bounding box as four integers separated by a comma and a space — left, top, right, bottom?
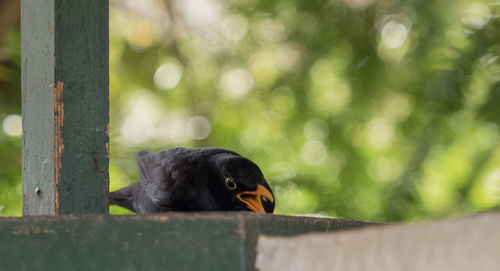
256, 212, 500, 271
0, 213, 378, 270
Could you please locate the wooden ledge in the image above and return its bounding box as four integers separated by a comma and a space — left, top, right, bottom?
0, 212, 379, 270
256, 212, 500, 271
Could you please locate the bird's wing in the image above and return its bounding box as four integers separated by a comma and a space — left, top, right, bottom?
136, 148, 190, 209
136, 147, 242, 210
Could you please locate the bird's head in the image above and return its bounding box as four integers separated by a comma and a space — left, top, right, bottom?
213, 155, 275, 214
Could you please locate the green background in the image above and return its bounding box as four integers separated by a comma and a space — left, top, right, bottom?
0, 0, 499, 221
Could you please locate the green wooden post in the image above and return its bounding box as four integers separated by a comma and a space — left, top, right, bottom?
21, 0, 109, 215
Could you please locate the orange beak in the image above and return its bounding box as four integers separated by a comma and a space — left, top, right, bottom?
236, 184, 274, 214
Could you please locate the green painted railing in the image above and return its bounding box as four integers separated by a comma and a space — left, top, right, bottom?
0, 213, 378, 270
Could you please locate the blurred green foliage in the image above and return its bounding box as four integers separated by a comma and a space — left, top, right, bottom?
1, 0, 499, 221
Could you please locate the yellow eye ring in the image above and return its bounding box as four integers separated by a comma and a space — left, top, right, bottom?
225, 178, 237, 190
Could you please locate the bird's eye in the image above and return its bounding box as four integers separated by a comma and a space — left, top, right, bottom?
225, 177, 237, 190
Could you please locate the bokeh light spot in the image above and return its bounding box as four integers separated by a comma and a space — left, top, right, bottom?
301, 140, 327, 166
187, 115, 212, 140
250, 50, 278, 88
342, 0, 374, 10
483, 170, 500, 203
276, 43, 302, 72
270, 162, 296, 183
168, 119, 190, 144
310, 58, 335, 85
2, 115, 22, 137
125, 19, 159, 50
381, 21, 408, 49
309, 58, 352, 114
223, 14, 248, 42
304, 119, 329, 141
279, 186, 319, 214
154, 60, 183, 90
462, 3, 491, 30
120, 91, 162, 145
366, 157, 402, 182
219, 68, 254, 100
253, 18, 285, 44
365, 118, 395, 148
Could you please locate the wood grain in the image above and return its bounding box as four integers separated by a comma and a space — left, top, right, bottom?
21, 0, 109, 215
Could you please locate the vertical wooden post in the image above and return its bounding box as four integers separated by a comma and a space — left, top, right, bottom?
21, 0, 109, 215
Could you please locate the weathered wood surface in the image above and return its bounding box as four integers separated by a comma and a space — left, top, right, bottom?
21, 0, 109, 215
0, 213, 378, 270
256, 212, 500, 271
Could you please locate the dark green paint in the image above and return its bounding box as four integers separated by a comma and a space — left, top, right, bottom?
0, 213, 379, 270
21, 0, 109, 215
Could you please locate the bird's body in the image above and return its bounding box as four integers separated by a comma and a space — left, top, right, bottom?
109, 147, 275, 214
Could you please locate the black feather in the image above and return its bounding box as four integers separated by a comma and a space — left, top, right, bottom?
109, 147, 275, 214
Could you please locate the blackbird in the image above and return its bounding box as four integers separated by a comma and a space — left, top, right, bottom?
109, 147, 275, 214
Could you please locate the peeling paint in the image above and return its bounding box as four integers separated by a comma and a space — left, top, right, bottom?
54, 81, 64, 213
22, 0, 110, 216
106, 123, 110, 157
11, 224, 55, 235
11, 225, 30, 235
